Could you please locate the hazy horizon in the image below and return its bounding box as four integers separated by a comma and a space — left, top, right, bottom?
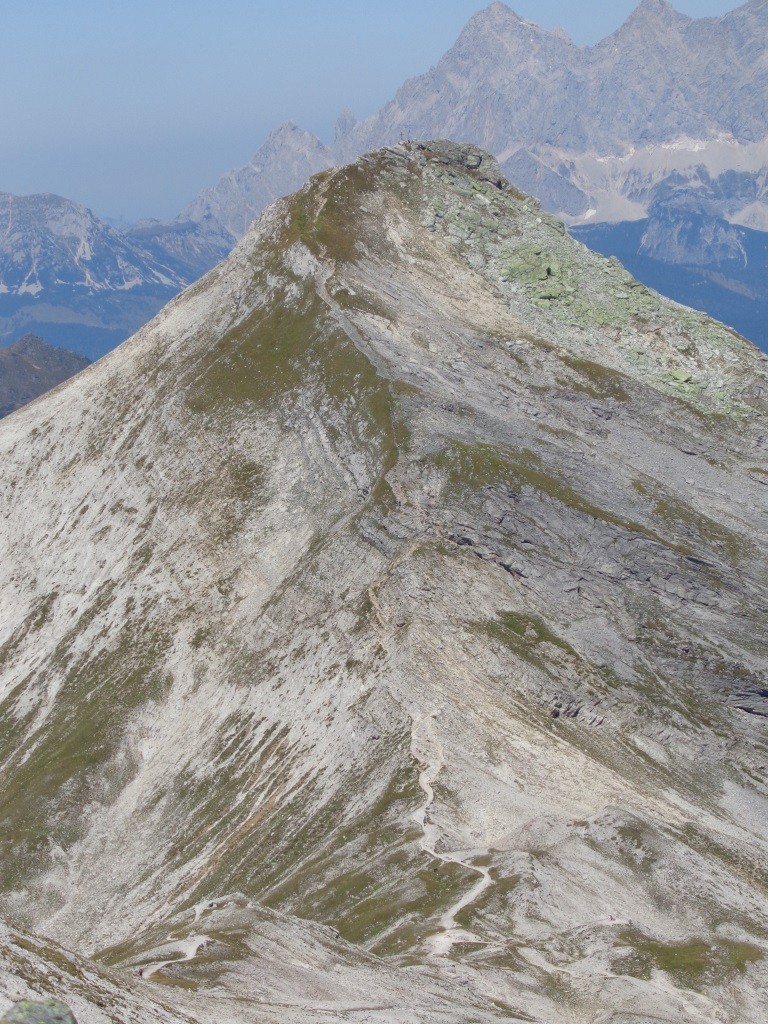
2, 0, 742, 222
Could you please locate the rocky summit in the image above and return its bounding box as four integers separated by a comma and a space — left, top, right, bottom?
7, 3, 767, 358
1, 142, 767, 1024
192, 1, 768, 233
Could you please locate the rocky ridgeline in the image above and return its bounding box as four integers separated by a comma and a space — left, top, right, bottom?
386, 141, 768, 413
4, 3, 768, 361
169, 3, 768, 351
188, 1, 768, 231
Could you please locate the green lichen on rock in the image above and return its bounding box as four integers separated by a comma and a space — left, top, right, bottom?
0, 1001, 77, 1024
499, 239, 652, 321
501, 244, 555, 285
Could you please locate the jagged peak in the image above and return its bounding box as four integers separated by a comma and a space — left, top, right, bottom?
450, 0, 576, 57
473, 1, 516, 19
723, 0, 768, 21
9, 333, 47, 354
460, 2, 548, 38
266, 120, 316, 142
620, 0, 690, 30
335, 109, 358, 142
251, 121, 327, 162
634, 0, 675, 12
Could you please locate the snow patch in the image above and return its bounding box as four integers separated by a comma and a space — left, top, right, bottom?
17, 281, 42, 296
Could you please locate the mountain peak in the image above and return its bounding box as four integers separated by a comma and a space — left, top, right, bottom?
335, 108, 358, 142
622, 0, 689, 29
0, 333, 90, 418
11, 332, 48, 354
0, 191, 183, 350
450, 0, 572, 66
0, 140, 766, 1024
5, 332, 90, 365
461, 1, 544, 39
476, 1, 516, 18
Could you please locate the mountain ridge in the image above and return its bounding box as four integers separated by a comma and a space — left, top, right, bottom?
163, 0, 768, 350
1, 140, 768, 1024
156, 0, 768, 256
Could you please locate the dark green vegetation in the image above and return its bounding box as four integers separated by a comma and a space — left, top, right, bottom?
433, 440, 673, 548
557, 353, 631, 402
477, 612, 577, 670
631, 478, 749, 564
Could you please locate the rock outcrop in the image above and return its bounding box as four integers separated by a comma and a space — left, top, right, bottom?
0, 1001, 76, 1024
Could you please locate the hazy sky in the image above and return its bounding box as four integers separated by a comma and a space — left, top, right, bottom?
3, 0, 742, 221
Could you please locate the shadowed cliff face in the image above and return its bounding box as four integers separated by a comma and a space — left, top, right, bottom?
1, 141, 768, 1024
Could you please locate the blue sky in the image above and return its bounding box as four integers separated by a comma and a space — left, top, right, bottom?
2, 1, 741, 221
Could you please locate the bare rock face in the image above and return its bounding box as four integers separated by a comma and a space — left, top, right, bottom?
0, 142, 767, 1024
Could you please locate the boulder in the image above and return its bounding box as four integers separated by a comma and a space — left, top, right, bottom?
0, 1001, 77, 1024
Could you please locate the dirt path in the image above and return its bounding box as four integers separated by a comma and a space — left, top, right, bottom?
141, 935, 210, 980
411, 715, 493, 956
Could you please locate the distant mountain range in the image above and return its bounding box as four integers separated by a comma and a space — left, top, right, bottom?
0, 193, 188, 360
186, 0, 768, 230
1, 0, 767, 357
0, 333, 90, 418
